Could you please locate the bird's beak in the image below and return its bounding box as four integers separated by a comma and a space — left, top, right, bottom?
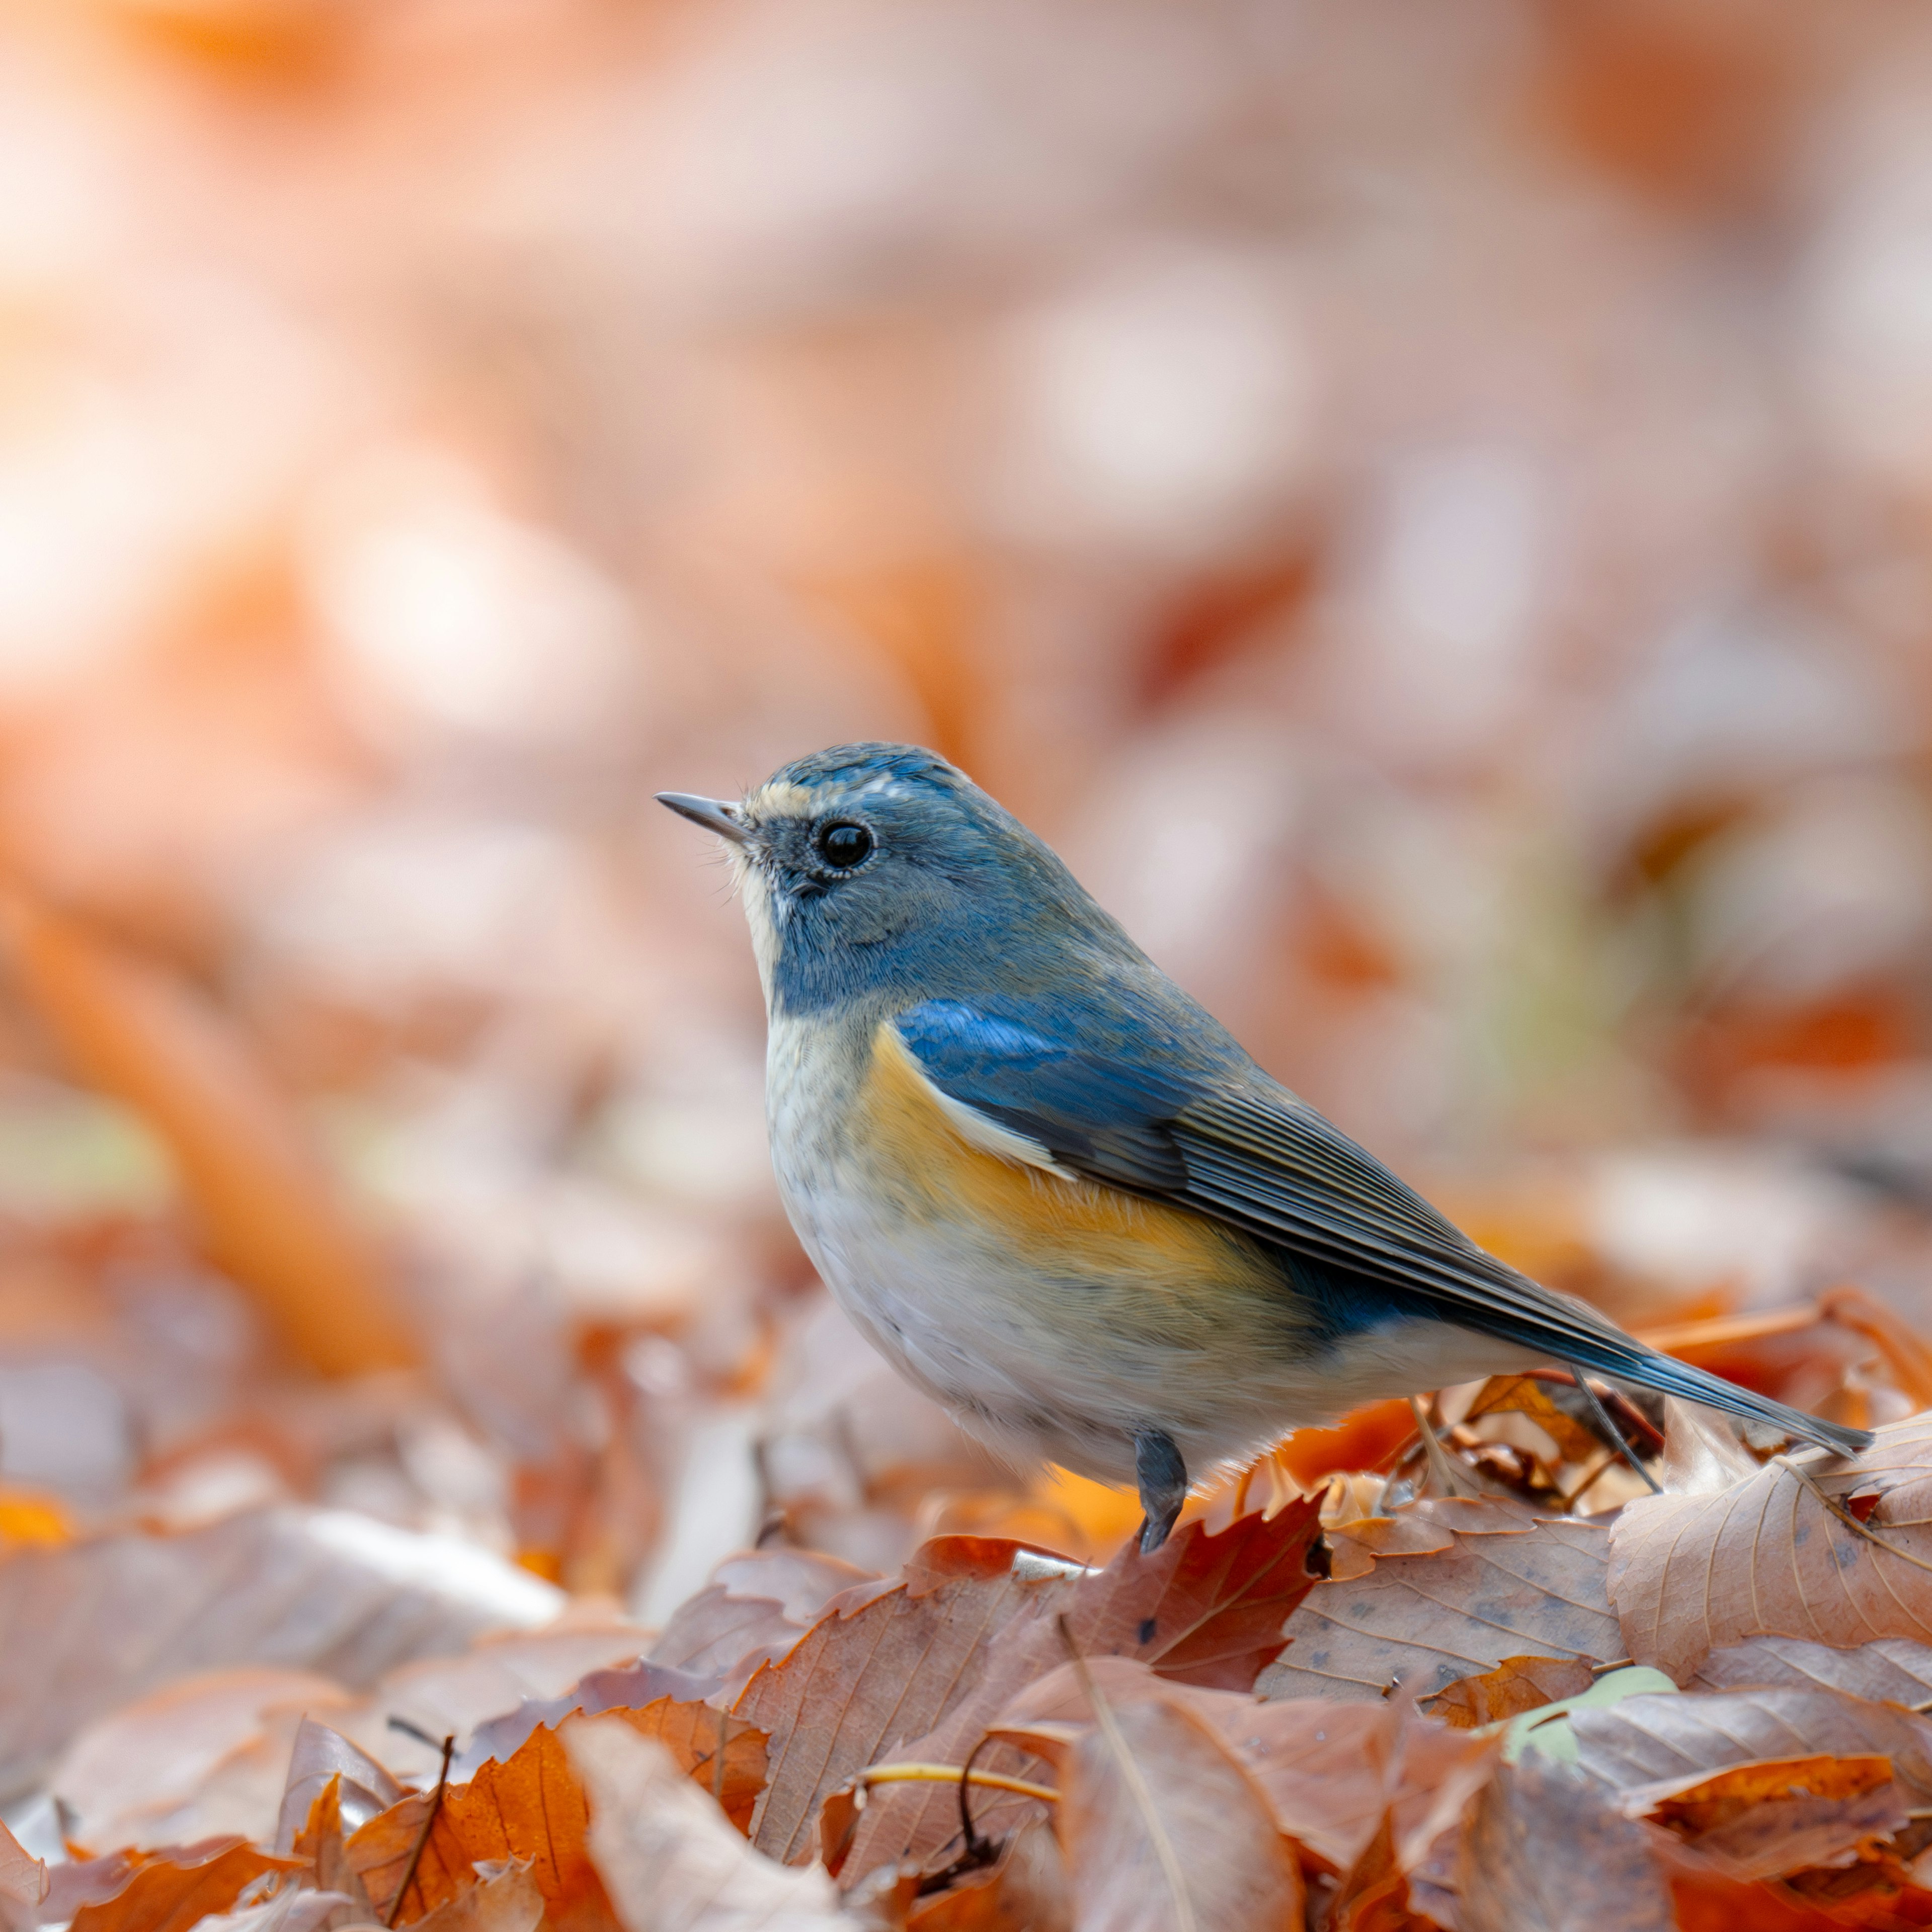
656, 792, 752, 844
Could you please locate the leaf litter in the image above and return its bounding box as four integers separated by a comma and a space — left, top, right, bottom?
3, 1310, 1931, 1928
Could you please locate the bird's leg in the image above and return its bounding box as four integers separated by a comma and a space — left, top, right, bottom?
1564, 1363, 1663, 1496
1134, 1427, 1188, 1554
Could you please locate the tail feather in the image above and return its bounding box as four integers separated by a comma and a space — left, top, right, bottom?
1606, 1345, 1874, 1458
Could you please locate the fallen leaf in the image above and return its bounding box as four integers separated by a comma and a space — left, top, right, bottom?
349, 1702, 766, 1929
1322, 1497, 1537, 1584
1456, 1755, 1673, 1932
68, 1839, 307, 1932
567, 1717, 856, 1932
902, 1819, 1069, 1931
800, 1504, 1321, 1883
650, 1550, 885, 1688
1054, 1695, 1302, 1932
1646, 1755, 1906, 1881
0, 894, 413, 1377
277, 1717, 405, 1854
1692, 1635, 1932, 1703
1605, 1413, 1932, 1682
413, 1859, 545, 1932
1324, 1812, 1427, 1932
994, 1657, 1490, 1880
610, 1699, 770, 1833
52, 1666, 354, 1853
462, 1662, 726, 1779
1259, 1516, 1618, 1702
1571, 1687, 1932, 1810
292, 1774, 377, 1916
1420, 1656, 1596, 1729
180, 1888, 365, 1932
0, 1507, 562, 1803
347, 1724, 608, 1931
0, 1817, 46, 1932
1463, 1376, 1605, 1467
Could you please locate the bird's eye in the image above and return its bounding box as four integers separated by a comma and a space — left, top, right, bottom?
814, 821, 874, 870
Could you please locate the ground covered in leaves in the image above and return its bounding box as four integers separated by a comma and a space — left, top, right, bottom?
4, 1300, 1932, 1932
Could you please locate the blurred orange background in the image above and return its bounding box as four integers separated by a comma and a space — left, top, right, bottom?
2, 0, 1932, 1608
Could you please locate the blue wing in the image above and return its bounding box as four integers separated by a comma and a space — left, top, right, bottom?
894, 997, 1871, 1456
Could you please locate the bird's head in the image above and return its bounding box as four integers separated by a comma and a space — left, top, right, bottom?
658, 742, 1114, 1012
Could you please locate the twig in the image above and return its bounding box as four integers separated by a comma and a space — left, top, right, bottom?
1406, 1395, 1481, 1499
713, 1707, 729, 1805
384, 1732, 455, 1928
1558, 1445, 1619, 1510
857, 1761, 1061, 1805
1056, 1614, 1196, 1932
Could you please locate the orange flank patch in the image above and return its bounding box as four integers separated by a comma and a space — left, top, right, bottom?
863, 1024, 1278, 1299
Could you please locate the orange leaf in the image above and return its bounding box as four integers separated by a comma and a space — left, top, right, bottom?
1420, 1656, 1596, 1730
347, 1703, 767, 1932
347, 1726, 607, 1932
68, 1840, 304, 1932
1651, 1753, 1894, 1835
0, 896, 412, 1377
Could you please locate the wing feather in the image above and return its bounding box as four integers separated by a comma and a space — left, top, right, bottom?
894, 999, 1870, 1455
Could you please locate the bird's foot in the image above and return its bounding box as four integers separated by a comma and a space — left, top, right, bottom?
1134, 1426, 1188, 1554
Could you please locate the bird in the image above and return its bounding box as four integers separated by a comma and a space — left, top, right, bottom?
659, 742, 1872, 1551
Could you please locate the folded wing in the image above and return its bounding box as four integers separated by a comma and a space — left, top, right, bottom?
895, 997, 1872, 1458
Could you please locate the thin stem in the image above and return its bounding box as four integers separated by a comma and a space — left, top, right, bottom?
384, 1733, 455, 1929
856, 1761, 1060, 1805
1777, 1458, 1932, 1577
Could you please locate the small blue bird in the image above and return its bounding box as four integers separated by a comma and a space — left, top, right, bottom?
660, 743, 1870, 1549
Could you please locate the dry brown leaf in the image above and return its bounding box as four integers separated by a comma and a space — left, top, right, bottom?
278, 1717, 405, 1854
348, 1702, 765, 1930
0, 895, 413, 1377
412, 1860, 545, 1932
1259, 1515, 1618, 1702
293, 1775, 377, 1918
461, 1662, 728, 1779
1646, 1755, 1906, 1882
1693, 1634, 1932, 1703
1323, 1812, 1429, 1932
177, 1887, 362, 1932
567, 1717, 857, 1932
53, 1666, 355, 1853
1457, 1756, 1672, 1931
1605, 1414, 1932, 1681
994, 1657, 1490, 1880
804, 1503, 1321, 1883
346, 1723, 610, 1932
1419, 1656, 1596, 1729
0, 1507, 560, 1804
1571, 1687, 1932, 1811
902, 1819, 1069, 1931
0, 1817, 46, 1932
610, 1699, 770, 1833
651, 1551, 884, 1689
67, 1839, 308, 1932
1463, 1376, 1605, 1467
1054, 1695, 1302, 1932
1322, 1496, 1537, 1584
